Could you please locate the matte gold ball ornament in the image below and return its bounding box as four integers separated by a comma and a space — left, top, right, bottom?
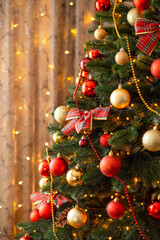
142, 125, 160, 152
115, 48, 129, 65
110, 84, 131, 109
54, 106, 70, 125
94, 25, 107, 40
66, 164, 84, 186
127, 8, 143, 26
67, 205, 87, 228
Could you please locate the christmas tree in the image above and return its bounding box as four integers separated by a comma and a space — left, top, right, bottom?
16, 0, 160, 239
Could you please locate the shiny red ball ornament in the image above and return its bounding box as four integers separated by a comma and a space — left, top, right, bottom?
81, 79, 97, 97
80, 57, 91, 72
88, 49, 103, 60
107, 199, 125, 219
148, 200, 160, 219
133, 0, 151, 10
150, 59, 160, 79
20, 234, 33, 240
39, 202, 56, 219
82, 71, 89, 79
100, 133, 110, 147
79, 136, 88, 148
38, 160, 50, 177
100, 151, 121, 177
95, 0, 111, 12
49, 157, 68, 176
30, 209, 40, 222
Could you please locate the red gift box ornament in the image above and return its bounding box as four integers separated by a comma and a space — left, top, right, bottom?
61, 107, 110, 135
134, 18, 160, 56
30, 191, 71, 208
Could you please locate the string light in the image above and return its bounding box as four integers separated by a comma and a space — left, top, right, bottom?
13, 130, 20, 135
16, 50, 20, 55
45, 113, 49, 117
45, 142, 49, 146
18, 181, 23, 185
48, 64, 54, 70
126, 117, 130, 121
18, 204, 23, 208
18, 76, 22, 80
91, 17, 95, 21
69, 2, 73, 5
19, 106, 23, 110
40, 12, 45, 17
0, 205, 2, 209
108, 237, 112, 239
26, 156, 30, 161
71, 28, 77, 36
46, 91, 50, 95
65, 50, 70, 54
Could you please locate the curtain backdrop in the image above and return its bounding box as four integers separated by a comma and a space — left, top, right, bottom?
0, 0, 96, 239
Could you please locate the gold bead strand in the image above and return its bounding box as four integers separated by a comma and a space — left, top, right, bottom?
125, 36, 160, 117
112, 0, 121, 39
46, 148, 59, 240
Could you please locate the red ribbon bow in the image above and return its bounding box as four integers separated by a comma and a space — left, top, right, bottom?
30, 191, 71, 208
134, 18, 160, 56
61, 107, 110, 135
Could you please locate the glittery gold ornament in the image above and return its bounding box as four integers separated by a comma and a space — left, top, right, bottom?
142, 125, 160, 152
66, 164, 83, 186
39, 177, 49, 189
94, 25, 107, 40
127, 8, 143, 26
110, 84, 131, 109
52, 131, 62, 143
54, 106, 69, 125
67, 205, 87, 228
115, 48, 129, 65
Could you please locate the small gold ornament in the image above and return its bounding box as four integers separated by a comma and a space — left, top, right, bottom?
67, 204, 87, 228
54, 106, 69, 125
52, 131, 62, 143
127, 8, 143, 26
115, 48, 129, 65
66, 164, 83, 186
39, 177, 49, 189
142, 125, 160, 152
110, 84, 131, 109
94, 25, 107, 40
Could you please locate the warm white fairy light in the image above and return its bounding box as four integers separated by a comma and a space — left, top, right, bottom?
26, 156, 30, 161
46, 91, 50, 95
18, 181, 23, 185
40, 12, 45, 17
45, 142, 49, 146
65, 50, 70, 54
69, 2, 73, 5
18, 204, 23, 208
0, 205, 2, 209
45, 113, 49, 117
48, 64, 54, 70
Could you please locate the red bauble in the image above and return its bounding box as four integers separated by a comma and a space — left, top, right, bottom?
39, 202, 56, 219
80, 57, 91, 72
148, 201, 160, 219
79, 136, 88, 148
95, 0, 111, 12
38, 160, 50, 177
81, 79, 97, 97
82, 71, 89, 79
100, 151, 121, 177
49, 157, 68, 176
30, 209, 40, 222
88, 49, 103, 60
133, 0, 151, 10
107, 200, 125, 219
100, 133, 110, 147
150, 59, 160, 79
20, 234, 33, 240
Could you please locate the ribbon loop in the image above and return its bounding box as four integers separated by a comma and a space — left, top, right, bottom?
62, 107, 110, 135
135, 18, 160, 55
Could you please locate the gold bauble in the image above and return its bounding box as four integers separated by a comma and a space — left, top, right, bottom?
66, 164, 83, 186
67, 205, 87, 228
142, 125, 160, 152
110, 84, 131, 109
127, 8, 143, 26
52, 131, 62, 143
94, 25, 107, 40
39, 177, 49, 189
115, 48, 129, 65
54, 106, 69, 125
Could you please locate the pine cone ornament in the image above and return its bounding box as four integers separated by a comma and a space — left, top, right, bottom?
56, 208, 72, 227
